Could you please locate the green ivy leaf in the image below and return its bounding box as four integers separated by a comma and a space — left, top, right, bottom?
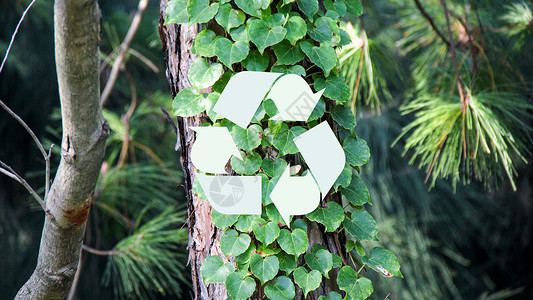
345, 0, 364, 17
262, 158, 288, 178
235, 0, 261, 18
296, 0, 318, 19
266, 204, 286, 225
291, 218, 307, 232
343, 210, 379, 241
340, 176, 369, 206
226, 272, 256, 300
172, 88, 211, 117
307, 98, 326, 121
252, 219, 281, 246
165, 0, 189, 25
278, 229, 309, 256
249, 19, 287, 54
300, 41, 337, 76
263, 98, 280, 117
230, 24, 251, 43
277, 252, 297, 274
264, 12, 287, 27
220, 229, 251, 256
187, 0, 219, 24
231, 124, 262, 152
307, 16, 340, 44
214, 38, 250, 68
273, 40, 305, 65
285, 15, 307, 45
344, 137, 370, 167
257, 244, 282, 256
337, 267, 373, 300
318, 291, 343, 300
231, 151, 262, 175
293, 267, 322, 297
330, 105, 356, 131
200, 255, 235, 283
193, 29, 218, 58
188, 58, 223, 90
272, 124, 307, 156
261, 174, 278, 205
333, 164, 352, 191
213, 71, 234, 93
211, 210, 239, 230
306, 201, 344, 232
265, 276, 295, 300
242, 50, 270, 72
270, 65, 306, 76
250, 253, 279, 284
305, 249, 333, 278
235, 215, 260, 232
215, 3, 246, 32
314, 74, 351, 103
363, 247, 403, 278
235, 242, 256, 265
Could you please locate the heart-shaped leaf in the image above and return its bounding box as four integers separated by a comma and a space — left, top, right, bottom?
252, 219, 281, 246
337, 266, 373, 299
231, 124, 262, 152
262, 158, 288, 178
307, 17, 340, 44
345, 0, 363, 17
215, 38, 250, 68
235, 215, 260, 232
226, 272, 256, 300
343, 210, 379, 241
235, 0, 261, 18
340, 176, 370, 206
330, 105, 356, 131
211, 210, 239, 230
173, 88, 215, 116
277, 228, 309, 256
188, 58, 223, 90
235, 242, 256, 265
261, 174, 278, 205
285, 15, 307, 45
307, 98, 326, 121
270, 65, 306, 77
344, 137, 370, 166
363, 247, 403, 278
314, 74, 351, 103
265, 204, 285, 225
318, 291, 343, 300
187, 0, 219, 24
296, 0, 318, 19
293, 267, 321, 297
265, 276, 295, 300
165, 0, 188, 25
300, 41, 337, 76
220, 229, 251, 256
273, 40, 305, 65
277, 252, 297, 274
200, 255, 235, 283
215, 3, 246, 32
231, 151, 262, 175
305, 249, 333, 278
242, 50, 270, 72
250, 253, 279, 284
193, 29, 218, 57
307, 201, 344, 232
249, 19, 287, 53
333, 164, 352, 191
272, 124, 307, 156
230, 24, 251, 43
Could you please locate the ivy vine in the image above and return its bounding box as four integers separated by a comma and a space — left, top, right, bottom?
165, 0, 402, 299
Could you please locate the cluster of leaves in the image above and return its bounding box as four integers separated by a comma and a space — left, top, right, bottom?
166, 0, 401, 299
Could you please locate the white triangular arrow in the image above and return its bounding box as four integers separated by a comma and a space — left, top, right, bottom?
191, 127, 242, 174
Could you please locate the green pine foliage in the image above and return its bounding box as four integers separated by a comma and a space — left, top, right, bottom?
166, 0, 401, 298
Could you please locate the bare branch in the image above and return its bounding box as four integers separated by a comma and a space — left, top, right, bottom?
100, 0, 150, 106
82, 244, 117, 256
0, 160, 48, 213
128, 48, 160, 73
45, 145, 54, 201
413, 0, 451, 46
0, 0, 39, 74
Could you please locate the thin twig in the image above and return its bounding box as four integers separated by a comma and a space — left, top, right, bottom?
351, 18, 366, 112
45, 145, 54, 202
160, 106, 178, 136
66, 253, 84, 300
117, 70, 138, 169
100, 0, 150, 106
449, 10, 479, 76
413, 0, 451, 46
0, 160, 48, 214
82, 244, 117, 256
440, 0, 465, 104
0, 100, 46, 159
0, 0, 39, 74
128, 48, 160, 73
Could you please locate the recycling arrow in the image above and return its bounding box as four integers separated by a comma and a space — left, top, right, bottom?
191, 127, 242, 174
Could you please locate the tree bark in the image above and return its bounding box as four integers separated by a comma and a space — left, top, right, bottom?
16, 0, 108, 298
158, 1, 228, 299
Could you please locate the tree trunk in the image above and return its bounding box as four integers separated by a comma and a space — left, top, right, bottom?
16, 0, 108, 298
158, 1, 346, 299
158, 1, 228, 299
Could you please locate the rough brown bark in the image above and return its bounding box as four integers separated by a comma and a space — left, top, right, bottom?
158, 1, 228, 299
16, 0, 108, 298
158, 1, 346, 298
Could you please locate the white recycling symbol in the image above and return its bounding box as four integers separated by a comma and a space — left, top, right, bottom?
191, 71, 346, 225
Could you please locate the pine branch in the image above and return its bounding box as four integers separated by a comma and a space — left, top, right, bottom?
413, 0, 451, 46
